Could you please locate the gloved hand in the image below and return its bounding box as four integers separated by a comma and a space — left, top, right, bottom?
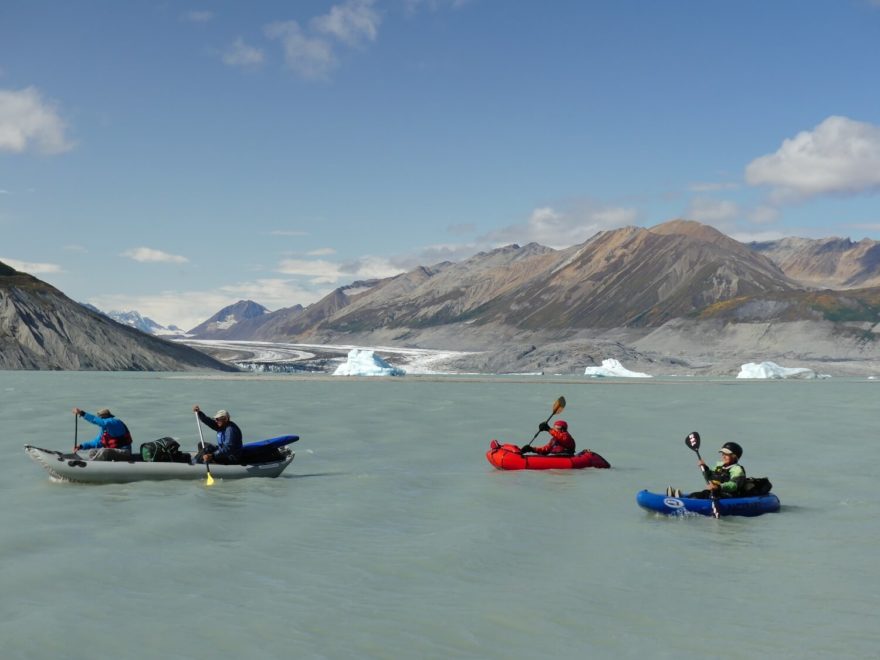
538, 421, 551, 432
520, 445, 532, 454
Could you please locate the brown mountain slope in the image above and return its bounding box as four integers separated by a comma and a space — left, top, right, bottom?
242, 220, 798, 343
750, 236, 880, 289
695, 285, 880, 324
480, 221, 796, 330
0, 263, 235, 371
323, 244, 556, 334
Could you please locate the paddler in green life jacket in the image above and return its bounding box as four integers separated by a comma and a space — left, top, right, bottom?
688, 441, 746, 499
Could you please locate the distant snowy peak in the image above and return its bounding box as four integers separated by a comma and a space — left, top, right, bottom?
82, 304, 187, 337
188, 300, 270, 337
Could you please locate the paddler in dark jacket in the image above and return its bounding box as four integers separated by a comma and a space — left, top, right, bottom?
522, 419, 576, 455
193, 405, 242, 464
73, 407, 133, 461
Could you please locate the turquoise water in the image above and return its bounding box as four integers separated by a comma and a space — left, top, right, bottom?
2, 372, 878, 659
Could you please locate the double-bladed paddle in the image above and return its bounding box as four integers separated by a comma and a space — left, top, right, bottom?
523, 396, 566, 449
685, 431, 720, 519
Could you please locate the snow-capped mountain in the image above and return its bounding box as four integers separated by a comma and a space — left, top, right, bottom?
187, 300, 270, 338
82, 304, 188, 336
0, 265, 232, 371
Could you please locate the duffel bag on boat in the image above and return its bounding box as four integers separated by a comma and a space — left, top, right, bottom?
140, 437, 188, 463
741, 476, 773, 496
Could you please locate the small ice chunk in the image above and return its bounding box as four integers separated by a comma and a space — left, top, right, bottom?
333, 348, 405, 376
584, 358, 652, 378
736, 361, 815, 379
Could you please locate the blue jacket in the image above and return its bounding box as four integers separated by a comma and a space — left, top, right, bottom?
197, 411, 243, 462
79, 412, 132, 450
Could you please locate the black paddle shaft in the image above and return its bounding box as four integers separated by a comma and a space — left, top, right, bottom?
685, 430, 720, 518
526, 397, 566, 446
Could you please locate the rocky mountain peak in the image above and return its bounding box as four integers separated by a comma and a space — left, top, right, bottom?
0, 262, 234, 371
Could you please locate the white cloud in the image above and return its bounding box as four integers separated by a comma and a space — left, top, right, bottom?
181, 10, 214, 23
484, 202, 639, 248
276, 254, 406, 284
411, 242, 482, 265
307, 247, 337, 256
276, 257, 342, 282
63, 244, 88, 252
0, 87, 73, 154
121, 247, 189, 264
311, 0, 380, 46
265, 20, 337, 80
223, 37, 265, 68
89, 278, 324, 332
339, 255, 407, 280
685, 197, 740, 224
0, 257, 62, 274
729, 229, 788, 243
218, 278, 317, 308
748, 205, 780, 225
265, 1, 382, 80
745, 116, 880, 201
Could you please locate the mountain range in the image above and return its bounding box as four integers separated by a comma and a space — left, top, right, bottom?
7, 219, 880, 374
0, 261, 234, 371
82, 305, 187, 336
182, 220, 880, 375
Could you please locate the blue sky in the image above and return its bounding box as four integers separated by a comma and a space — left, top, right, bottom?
2, 0, 880, 329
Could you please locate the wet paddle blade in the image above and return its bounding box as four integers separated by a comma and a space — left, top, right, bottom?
527, 396, 568, 444
685, 431, 701, 452
553, 396, 566, 415
195, 411, 215, 487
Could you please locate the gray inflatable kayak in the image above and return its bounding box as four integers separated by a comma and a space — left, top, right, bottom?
25, 445, 294, 484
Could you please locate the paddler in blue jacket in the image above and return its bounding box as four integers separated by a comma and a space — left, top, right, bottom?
73, 407, 133, 461
193, 405, 242, 464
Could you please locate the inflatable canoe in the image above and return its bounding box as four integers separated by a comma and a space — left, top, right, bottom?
636, 489, 780, 517
486, 440, 610, 470
25, 435, 297, 484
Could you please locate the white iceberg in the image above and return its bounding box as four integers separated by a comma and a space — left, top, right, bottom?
584, 358, 652, 378
333, 348, 405, 376
736, 361, 815, 379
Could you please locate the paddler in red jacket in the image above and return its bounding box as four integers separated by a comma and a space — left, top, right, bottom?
522, 419, 576, 455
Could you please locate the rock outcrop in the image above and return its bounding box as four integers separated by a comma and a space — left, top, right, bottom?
0, 262, 236, 371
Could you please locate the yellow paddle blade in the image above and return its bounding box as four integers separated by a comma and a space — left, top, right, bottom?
205, 469, 215, 487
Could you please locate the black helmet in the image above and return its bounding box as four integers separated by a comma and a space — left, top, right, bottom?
720, 441, 743, 459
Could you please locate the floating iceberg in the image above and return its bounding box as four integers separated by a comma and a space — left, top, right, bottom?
333, 348, 405, 376
736, 361, 815, 379
584, 358, 652, 378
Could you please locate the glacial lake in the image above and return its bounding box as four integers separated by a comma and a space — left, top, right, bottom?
2, 371, 877, 659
